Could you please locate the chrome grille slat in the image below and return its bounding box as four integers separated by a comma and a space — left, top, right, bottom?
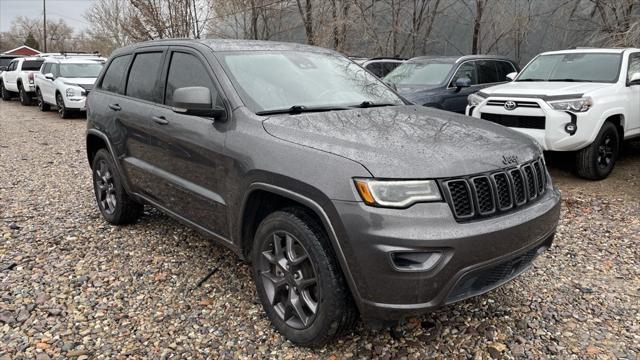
486, 100, 541, 108
443, 158, 547, 221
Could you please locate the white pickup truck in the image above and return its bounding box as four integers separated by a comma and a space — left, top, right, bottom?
467, 48, 640, 180
0, 56, 45, 105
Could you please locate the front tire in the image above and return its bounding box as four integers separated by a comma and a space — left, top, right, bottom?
576, 121, 619, 180
251, 208, 357, 347
37, 89, 51, 111
1, 81, 13, 101
56, 92, 72, 119
18, 84, 32, 105
92, 149, 143, 224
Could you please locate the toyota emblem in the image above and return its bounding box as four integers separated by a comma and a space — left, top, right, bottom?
504, 101, 517, 110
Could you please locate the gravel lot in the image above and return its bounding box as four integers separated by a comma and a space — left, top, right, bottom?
1, 100, 639, 359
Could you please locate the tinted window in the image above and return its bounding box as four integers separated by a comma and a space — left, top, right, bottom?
126, 52, 163, 102
476, 60, 499, 84
383, 62, 402, 76
101, 55, 131, 94
8, 61, 17, 71
365, 63, 384, 77
22, 60, 44, 71
384, 61, 453, 86
496, 61, 516, 81
451, 62, 477, 86
628, 53, 640, 81
0, 58, 13, 67
165, 52, 219, 107
41, 63, 51, 74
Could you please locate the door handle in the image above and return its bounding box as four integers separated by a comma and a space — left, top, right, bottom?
108, 103, 121, 111
152, 115, 169, 125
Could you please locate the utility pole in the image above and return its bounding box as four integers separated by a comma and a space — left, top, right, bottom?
43, 0, 47, 52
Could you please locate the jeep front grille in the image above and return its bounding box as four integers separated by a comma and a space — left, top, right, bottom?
442, 158, 548, 221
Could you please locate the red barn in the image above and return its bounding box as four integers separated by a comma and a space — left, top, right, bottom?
1, 45, 41, 56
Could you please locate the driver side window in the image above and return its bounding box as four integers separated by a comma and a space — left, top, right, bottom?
451, 62, 477, 87
628, 53, 640, 82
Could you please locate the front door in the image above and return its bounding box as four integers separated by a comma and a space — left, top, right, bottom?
626, 52, 640, 134
144, 48, 231, 239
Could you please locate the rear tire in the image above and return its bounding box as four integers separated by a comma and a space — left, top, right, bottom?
18, 84, 32, 106
37, 89, 50, 111
56, 93, 72, 119
251, 208, 357, 347
91, 149, 143, 225
1, 82, 13, 101
576, 121, 619, 180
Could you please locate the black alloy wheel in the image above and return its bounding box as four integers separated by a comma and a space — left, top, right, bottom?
258, 230, 320, 329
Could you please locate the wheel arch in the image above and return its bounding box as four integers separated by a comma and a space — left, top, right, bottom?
86, 129, 133, 194
238, 182, 363, 305
603, 114, 624, 142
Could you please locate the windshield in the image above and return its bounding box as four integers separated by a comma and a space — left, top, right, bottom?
218, 51, 404, 113
22, 60, 44, 71
59, 63, 104, 78
517, 53, 622, 83
383, 61, 453, 86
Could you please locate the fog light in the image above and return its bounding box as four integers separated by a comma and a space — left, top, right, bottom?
565, 123, 577, 134
390, 251, 442, 271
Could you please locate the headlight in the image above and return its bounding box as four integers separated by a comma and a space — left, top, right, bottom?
548, 97, 592, 112
354, 179, 442, 208
467, 93, 485, 106
65, 88, 75, 97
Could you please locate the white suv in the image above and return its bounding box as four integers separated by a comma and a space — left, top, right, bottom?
0, 56, 45, 105
34, 55, 105, 118
467, 48, 640, 180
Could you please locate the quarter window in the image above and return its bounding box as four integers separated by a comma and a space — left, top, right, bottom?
100, 55, 132, 94
164, 52, 219, 107
126, 52, 164, 102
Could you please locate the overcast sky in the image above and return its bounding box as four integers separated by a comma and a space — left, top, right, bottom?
0, 0, 96, 32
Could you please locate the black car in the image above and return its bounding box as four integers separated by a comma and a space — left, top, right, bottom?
86, 39, 559, 346
383, 55, 518, 113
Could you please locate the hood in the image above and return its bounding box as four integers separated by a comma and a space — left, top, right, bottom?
395, 85, 442, 104
480, 81, 612, 97
262, 105, 540, 178
58, 77, 97, 86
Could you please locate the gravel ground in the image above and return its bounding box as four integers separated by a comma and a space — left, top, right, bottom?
1, 100, 639, 359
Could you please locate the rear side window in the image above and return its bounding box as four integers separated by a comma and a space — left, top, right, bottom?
365, 62, 384, 77
164, 52, 219, 107
126, 52, 163, 102
628, 53, 640, 81
496, 61, 517, 81
101, 55, 131, 94
22, 60, 44, 71
476, 60, 499, 84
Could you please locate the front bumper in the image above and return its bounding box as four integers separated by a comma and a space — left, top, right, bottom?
63, 95, 87, 110
467, 99, 596, 151
331, 186, 560, 321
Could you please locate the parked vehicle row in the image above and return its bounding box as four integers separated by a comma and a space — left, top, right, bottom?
84, 39, 560, 347
0, 52, 105, 118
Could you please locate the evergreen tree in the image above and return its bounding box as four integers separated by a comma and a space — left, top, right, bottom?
24, 32, 40, 50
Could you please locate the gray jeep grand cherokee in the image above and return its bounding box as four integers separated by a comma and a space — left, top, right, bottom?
86, 39, 560, 346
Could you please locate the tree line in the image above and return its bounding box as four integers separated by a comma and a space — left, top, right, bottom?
0, 0, 638, 65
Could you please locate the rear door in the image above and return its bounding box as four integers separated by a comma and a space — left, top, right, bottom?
4, 60, 19, 91
143, 47, 231, 238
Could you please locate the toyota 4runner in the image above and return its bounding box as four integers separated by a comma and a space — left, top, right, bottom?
0, 56, 45, 105
86, 39, 560, 346
467, 48, 640, 180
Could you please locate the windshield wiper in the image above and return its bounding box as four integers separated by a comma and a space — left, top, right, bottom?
516, 78, 547, 82
350, 101, 398, 108
255, 105, 350, 116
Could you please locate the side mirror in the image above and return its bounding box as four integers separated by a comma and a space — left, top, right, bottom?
44, 73, 55, 81
506, 72, 517, 81
172, 86, 226, 120
454, 77, 471, 91
629, 72, 640, 85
